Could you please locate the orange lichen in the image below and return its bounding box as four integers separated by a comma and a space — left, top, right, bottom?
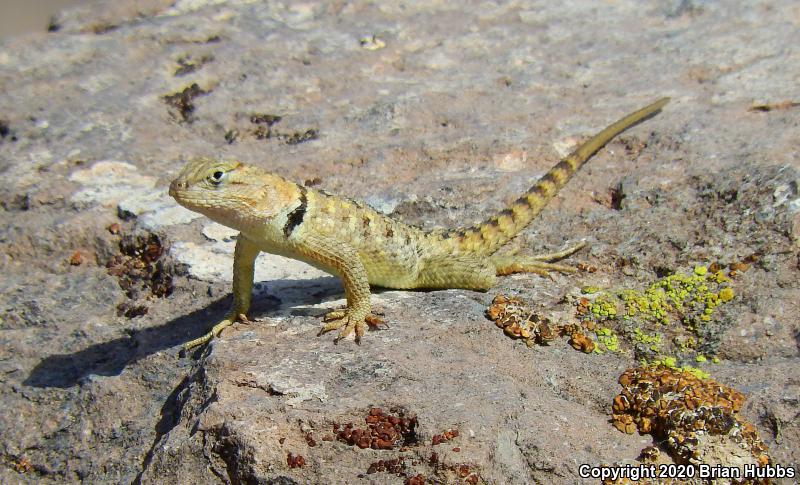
611, 365, 770, 483
431, 428, 459, 446
69, 250, 85, 266
569, 332, 596, 353
486, 295, 558, 346
12, 456, 33, 473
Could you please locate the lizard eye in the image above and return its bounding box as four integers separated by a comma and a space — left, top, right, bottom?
208, 170, 225, 185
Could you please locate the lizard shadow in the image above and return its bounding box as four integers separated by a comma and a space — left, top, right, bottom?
23, 275, 350, 389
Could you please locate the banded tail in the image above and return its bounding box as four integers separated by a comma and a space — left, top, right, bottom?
442, 97, 670, 255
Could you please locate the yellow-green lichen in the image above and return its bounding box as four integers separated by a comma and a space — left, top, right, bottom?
593, 327, 621, 353
653, 356, 677, 368
574, 264, 739, 365
632, 327, 662, 345
618, 287, 669, 324
616, 266, 734, 330
713, 271, 730, 284
681, 366, 710, 380
649, 356, 710, 380
674, 335, 696, 353
586, 296, 618, 321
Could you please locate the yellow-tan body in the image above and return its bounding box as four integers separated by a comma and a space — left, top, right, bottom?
169, 98, 669, 348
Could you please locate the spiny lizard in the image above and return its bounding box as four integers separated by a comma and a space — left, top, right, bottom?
170, 98, 669, 349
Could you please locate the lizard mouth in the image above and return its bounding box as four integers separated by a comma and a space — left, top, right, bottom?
168, 191, 217, 213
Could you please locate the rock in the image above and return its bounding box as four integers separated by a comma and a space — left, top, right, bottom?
0, 0, 798, 483
69, 161, 156, 207
201, 221, 237, 242
118, 188, 202, 229
170, 240, 329, 283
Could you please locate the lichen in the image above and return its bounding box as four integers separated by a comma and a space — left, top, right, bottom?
616, 265, 734, 329
587, 295, 618, 321
574, 262, 745, 367
631, 327, 662, 346
488, 263, 743, 368
648, 356, 710, 380
485, 295, 558, 347
611, 365, 770, 484
593, 327, 621, 353
581, 285, 601, 294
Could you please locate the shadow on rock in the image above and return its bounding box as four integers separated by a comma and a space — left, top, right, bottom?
24, 276, 343, 388
133, 374, 192, 485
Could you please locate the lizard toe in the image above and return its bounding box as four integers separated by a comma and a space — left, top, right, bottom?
183, 313, 243, 351
322, 309, 346, 322
364, 314, 385, 329
319, 317, 345, 335
335, 319, 357, 341
319, 310, 376, 342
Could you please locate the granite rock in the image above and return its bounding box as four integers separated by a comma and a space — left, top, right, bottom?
0, 0, 798, 483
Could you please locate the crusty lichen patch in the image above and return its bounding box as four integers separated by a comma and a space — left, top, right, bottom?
106, 231, 174, 318
616, 264, 734, 328
487, 262, 743, 362
648, 356, 710, 380
611, 365, 770, 484
579, 263, 736, 327
485, 295, 559, 347
572, 262, 748, 367
486, 261, 771, 484
485, 294, 625, 354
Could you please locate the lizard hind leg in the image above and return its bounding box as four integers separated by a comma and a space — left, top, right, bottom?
491, 241, 587, 276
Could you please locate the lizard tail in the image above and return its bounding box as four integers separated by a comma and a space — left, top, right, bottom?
441, 97, 670, 255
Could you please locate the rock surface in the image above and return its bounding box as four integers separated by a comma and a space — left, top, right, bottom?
0, 0, 798, 484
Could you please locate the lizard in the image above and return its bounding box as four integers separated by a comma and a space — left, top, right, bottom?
169, 97, 669, 350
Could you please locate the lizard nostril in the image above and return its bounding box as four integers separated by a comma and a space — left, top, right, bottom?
169, 180, 184, 194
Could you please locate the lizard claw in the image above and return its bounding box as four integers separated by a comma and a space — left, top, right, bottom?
319, 309, 383, 342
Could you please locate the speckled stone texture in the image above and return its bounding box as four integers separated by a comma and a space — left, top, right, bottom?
0, 0, 797, 483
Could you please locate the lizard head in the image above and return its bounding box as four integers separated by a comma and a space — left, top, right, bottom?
169, 158, 298, 231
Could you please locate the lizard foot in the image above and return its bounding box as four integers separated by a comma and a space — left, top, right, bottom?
492, 241, 587, 277
319, 310, 384, 343
184, 313, 248, 351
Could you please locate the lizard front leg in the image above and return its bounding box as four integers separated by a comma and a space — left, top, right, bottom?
184, 235, 260, 350
293, 233, 379, 342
